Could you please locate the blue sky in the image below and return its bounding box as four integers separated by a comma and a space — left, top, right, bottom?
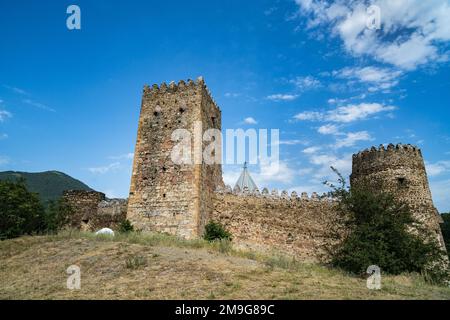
1, 0, 450, 211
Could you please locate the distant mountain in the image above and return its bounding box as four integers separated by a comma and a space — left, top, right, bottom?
0, 171, 93, 202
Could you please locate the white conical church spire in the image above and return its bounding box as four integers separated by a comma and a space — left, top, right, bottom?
234, 162, 258, 192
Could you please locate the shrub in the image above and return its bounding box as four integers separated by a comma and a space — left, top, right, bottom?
0, 179, 46, 240
203, 221, 232, 242
325, 167, 449, 284
118, 219, 134, 233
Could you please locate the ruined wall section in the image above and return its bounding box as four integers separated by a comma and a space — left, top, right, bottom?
63, 191, 127, 231
350, 143, 446, 251
63, 190, 106, 230
212, 187, 340, 261
127, 78, 222, 239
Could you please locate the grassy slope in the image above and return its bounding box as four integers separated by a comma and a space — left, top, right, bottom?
1, 232, 449, 300
0, 171, 93, 202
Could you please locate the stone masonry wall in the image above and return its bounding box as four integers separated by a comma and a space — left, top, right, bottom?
63, 190, 127, 231
212, 187, 340, 262
63, 190, 106, 230
127, 78, 223, 239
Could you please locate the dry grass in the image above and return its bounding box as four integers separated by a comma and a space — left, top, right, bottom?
1, 231, 449, 300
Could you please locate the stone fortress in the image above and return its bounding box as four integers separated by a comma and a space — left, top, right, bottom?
64, 77, 447, 261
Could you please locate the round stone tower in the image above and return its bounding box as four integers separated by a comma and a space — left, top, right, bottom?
350, 143, 446, 252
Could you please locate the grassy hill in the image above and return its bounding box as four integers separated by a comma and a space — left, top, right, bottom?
0, 171, 93, 203
1, 231, 449, 300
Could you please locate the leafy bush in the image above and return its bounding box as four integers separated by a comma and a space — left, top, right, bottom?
203, 221, 232, 242
325, 167, 448, 284
0, 179, 46, 240
118, 219, 134, 233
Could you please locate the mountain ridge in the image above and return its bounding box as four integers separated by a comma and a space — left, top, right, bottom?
0, 170, 93, 202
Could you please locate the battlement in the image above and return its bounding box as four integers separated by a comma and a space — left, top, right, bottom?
352, 143, 425, 175
353, 143, 421, 159
142, 76, 221, 113
216, 185, 333, 202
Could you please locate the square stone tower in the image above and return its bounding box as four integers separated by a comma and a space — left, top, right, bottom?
127, 77, 223, 239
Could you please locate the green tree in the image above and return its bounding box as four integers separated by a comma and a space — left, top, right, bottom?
325, 167, 448, 284
0, 179, 46, 240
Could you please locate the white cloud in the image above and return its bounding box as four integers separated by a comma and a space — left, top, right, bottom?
318, 124, 340, 135
277, 139, 309, 146
253, 159, 297, 186
307, 152, 353, 182
333, 66, 402, 91
429, 179, 450, 212
3, 85, 28, 95
108, 153, 134, 160
328, 103, 396, 123
22, 99, 55, 112
224, 92, 241, 98
223, 159, 297, 188
293, 111, 324, 121
426, 161, 450, 177
294, 102, 396, 123
88, 162, 121, 174
303, 146, 322, 154
243, 117, 258, 125
0, 133, 8, 140
289, 76, 321, 90
267, 94, 299, 101
0, 110, 12, 122
295, 0, 450, 70
334, 131, 373, 149
222, 169, 241, 187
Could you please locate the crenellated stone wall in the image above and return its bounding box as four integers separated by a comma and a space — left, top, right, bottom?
212, 186, 341, 261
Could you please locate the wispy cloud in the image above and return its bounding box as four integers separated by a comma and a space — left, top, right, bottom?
0, 133, 8, 140
426, 161, 450, 177
333, 66, 402, 92
88, 162, 121, 174
293, 102, 396, 123
278, 139, 309, 146
294, 0, 450, 70
289, 75, 321, 91
303, 146, 322, 154
0, 110, 12, 122
224, 92, 241, 98
108, 153, 134, 160
334, 131, 373, 149
317, 124, 340, 135
267, 94, 298, 101
3, 85, 28, 95
22, 99, 55, 112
